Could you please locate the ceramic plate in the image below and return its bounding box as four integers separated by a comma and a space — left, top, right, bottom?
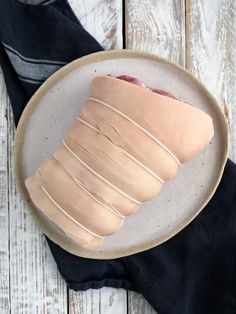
14, 50, 228, 259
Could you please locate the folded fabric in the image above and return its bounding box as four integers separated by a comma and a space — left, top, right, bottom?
0, 1, 235, 313
0, 0, 102, 124
47, 159, 236, 314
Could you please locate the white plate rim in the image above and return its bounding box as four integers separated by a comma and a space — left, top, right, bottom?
14, 49, 228, 259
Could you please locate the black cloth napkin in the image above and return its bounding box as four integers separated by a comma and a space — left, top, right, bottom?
0, 1, 235, 313
0, 0, 102, 124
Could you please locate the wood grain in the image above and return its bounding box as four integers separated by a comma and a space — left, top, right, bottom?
0, 70, 10, 313
69, 288, 127, 314
126, 1, 186, 312
7, 104, 67, 314
126, 0, 186, 66
68, 0, 123, 50
67, 1, 127, 313
1, 1, 235, 313
186, 0, 236, 159
128, 292, 156, 314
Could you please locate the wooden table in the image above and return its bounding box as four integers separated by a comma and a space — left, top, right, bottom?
0, 0, 235, 313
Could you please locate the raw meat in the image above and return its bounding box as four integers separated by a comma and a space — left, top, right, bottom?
25, 75, 214, 249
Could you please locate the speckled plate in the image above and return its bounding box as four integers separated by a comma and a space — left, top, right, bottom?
14, 50, 228, 259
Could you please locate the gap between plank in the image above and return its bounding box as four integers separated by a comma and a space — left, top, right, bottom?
7, 97, 11, 314
122, 0, 126, 48
183, 0, 187, 68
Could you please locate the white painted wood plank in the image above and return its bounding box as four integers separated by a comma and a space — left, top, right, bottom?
128, 292, 156, 314
70, 288, 127, 314
67, 0, 127, 313
126, 1, 185, 312
68, 0, 123, 50
126, 0, 186, 66
0, 69, 10, 314
8, 103, 67, 313
186, 0, 236, 160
